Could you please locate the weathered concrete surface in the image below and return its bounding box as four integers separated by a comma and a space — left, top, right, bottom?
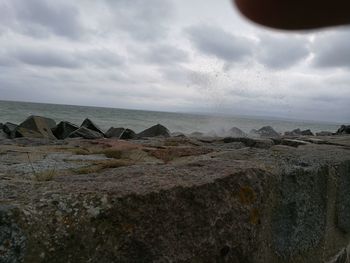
0, 135, 350, 263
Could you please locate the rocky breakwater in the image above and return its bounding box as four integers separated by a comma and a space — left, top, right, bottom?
1, 117, 350, 262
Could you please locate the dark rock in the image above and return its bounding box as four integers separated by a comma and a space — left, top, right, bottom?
279, 139, 310, 147
190, 132, 204, 138
68, 127, 104, 139
223, 137, 274, 149
0, 130, 9, 139
284, 128, 301, 136
120, 129, 137, 140
17, 116, 56, 139
171, 132, 186, 138
337, 125, 350, 135
206, 130, 218, 137
15, 127, 45, 139
138, 124, 170, 138
300, 129, 314, 136
249, 129, 259, 138
329, 248, 348, 263
253, 126, 280, 138
0, 123, 3, 129
53, 121, 79, 140
81, 118, 104, 136
105, 127, 126, 138
3, 122, 18, 138
228, 127, 247, 137
336, 161, 350, 233
316, 131, 333, 136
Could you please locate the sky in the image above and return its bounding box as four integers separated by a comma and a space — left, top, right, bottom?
0, 0, 349, 123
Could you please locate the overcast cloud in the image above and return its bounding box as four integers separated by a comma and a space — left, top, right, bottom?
0, 0, 349, 123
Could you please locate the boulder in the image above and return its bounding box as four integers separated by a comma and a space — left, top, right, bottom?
120, 129, 137, 140
17, 116, 56, 139
105, 127, 125, 138
53, 121, 79, 140
206, 130, 218, 137
171, 132, 186, 138
249, 129, 259, 138
337, 125, 350, 135
190, 132, 204, 138
15, 127, 45, 139
3, 122, 18, 138
138, 124, 170, 138
0, 123, 3, 129
81, 118, 104, 136
227, 127, 246, 137
284, 128, 301, 136
68, 127, 104, 139
279, 139, 310, 147
0, 130, 8, 139
316, 131, 333, 136
253, 126, 280, 138
301, 129, 314, 136
223, 137, 274, 149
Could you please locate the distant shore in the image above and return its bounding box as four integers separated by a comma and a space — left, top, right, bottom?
0, 100, 342, 135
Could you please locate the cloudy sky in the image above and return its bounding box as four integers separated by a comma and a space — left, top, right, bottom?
0, 0, 349, 123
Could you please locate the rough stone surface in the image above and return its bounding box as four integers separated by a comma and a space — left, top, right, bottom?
0, 205, 26, 263
253, 126, 280, 138
223, 137, 274, 149
81, 118, 104, 136
120, 128, 137, 139
0, 135, 350, 263
336, 160, 350, 233
68, 126, 104, 139
189, 131, 204, 138
337, 125, 350, 135
105, 127, 125, 138
17, 116, 56, 139
278, 139, 310, 147
227, 127, 247, 137
285, 128, 302, 136
53, 121, 79, 140
272, 167, 328, 258
327, 248, 349, 263
138, 124, 170, 138
14, 127, 46, 139
301, 129, 314, 136
316, 131, 334, 136
0, 130, 8, 139
2, 122, 18, 138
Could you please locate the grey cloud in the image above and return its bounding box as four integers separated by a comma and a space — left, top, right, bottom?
105, 0, 174, 41
312, 30, 350, 69
186, 25, 254, 62
13, 48, 80, 68
160, 66, 197, 85
77, 49, 125, 68
0, 50, 17, 67
3, 0, 84, 39
9, 46, 126, 69
143, 44, 189, 65
256, 34, 309, 69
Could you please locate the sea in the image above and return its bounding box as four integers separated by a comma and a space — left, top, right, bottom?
0, 100, 341, 135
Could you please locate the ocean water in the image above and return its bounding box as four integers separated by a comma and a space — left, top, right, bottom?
0, 100, 341, 135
